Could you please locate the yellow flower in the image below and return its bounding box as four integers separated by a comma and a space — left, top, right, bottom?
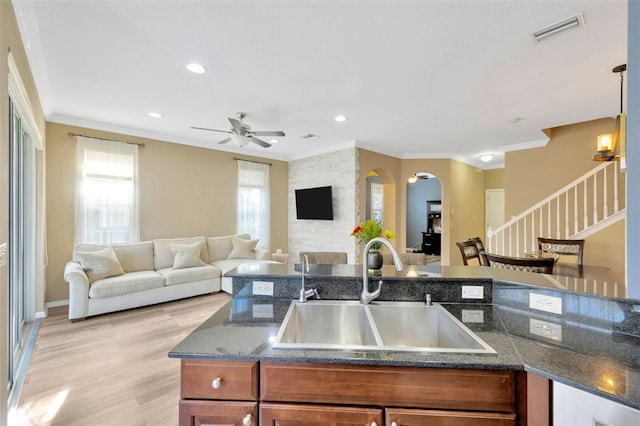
385, 230, 395, 239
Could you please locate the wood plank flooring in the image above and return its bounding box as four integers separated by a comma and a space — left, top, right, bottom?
11, 292, 231, 426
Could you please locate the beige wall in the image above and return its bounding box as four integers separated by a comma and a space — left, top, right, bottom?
505, 118, 617, 217
484, 168, 504, 189
504, 118, 625, 284
45, 123, 288, 303
1, 1, 47, 423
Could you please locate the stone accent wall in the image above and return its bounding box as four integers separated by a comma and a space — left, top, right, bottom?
288, 148, 358, 264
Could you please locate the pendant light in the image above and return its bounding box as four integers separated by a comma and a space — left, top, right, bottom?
594, 64, 627, 164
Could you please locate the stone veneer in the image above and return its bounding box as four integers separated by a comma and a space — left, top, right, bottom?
288, 148, 358, 264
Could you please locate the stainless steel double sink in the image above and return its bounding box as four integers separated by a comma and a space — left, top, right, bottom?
272, 300, 496, 354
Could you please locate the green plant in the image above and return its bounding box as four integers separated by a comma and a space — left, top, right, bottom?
350, 219, 395, 252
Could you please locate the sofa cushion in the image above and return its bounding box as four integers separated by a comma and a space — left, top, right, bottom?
170, 242, 205, 269
207, 234, 250, 261
75, 247, 125, 283
154, 236, 209, 270
74, 241, 154, 273
88, 270, 165, 298
227, 236, 258, 259
157, 265, 221, 286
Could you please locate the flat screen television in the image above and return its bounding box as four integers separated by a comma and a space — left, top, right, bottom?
295, 186, 334, 220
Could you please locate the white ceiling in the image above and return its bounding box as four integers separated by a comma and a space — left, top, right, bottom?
12, 0, 628, 168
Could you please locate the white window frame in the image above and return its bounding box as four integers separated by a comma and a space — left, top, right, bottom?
237, 160, 270, 249
74, 137, 140, 244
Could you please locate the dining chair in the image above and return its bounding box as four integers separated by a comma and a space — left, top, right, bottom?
481, 252, 555, 274
456, 240, 482, 266
537, 237, 585, 266
469, 236, 486, 265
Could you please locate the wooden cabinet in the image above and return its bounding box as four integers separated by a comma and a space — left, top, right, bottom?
179, 360, 258, 426
422, 231, 441, 255
178, 360, 526, 426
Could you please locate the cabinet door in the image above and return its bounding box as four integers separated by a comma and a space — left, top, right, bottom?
261, 402, 382, 426
386, 408, 516, 426
179, 400, 256, 426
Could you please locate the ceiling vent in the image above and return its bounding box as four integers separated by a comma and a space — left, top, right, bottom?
530, 12, 585, 43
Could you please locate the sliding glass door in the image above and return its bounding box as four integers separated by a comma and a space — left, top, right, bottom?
7, 97, 36, 393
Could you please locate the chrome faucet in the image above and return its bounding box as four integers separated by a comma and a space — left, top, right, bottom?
299, 254, 319, 302
361, 237, 404, 304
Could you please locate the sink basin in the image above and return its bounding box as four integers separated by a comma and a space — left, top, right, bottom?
272, 300, 496, 354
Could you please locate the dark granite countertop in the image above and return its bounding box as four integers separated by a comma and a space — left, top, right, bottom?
170, 267, 640, 411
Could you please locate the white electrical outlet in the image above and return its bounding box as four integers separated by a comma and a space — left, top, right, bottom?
461, 285, 484, 299
461, 310, 484, 323
529, 293, 562, 315
252, 281, 274, 296
529, 318, 563, 341
252, 304, 274, 319
0, 243, 6, 268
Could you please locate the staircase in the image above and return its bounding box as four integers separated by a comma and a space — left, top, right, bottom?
487, 161, 626, 256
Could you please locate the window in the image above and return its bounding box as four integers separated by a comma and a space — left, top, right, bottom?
237, 160, 270, 249
75, 137, 139, 244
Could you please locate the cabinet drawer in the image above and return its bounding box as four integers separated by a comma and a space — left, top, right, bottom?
181, 360, 258, 401
179, 400, 257, 426
261, 363, 515, 412
261, 402, 382, 425
386, 407, 516, 426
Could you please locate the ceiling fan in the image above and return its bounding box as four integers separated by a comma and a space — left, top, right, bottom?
191, 112, 285, 148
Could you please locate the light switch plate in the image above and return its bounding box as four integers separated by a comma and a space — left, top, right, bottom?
461, 285, 484, 299
529, 318, 562, 341
529, 293, 562, 315
252, 281, 274, 296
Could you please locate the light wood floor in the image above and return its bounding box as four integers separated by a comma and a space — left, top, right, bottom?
11, 292, 231, 426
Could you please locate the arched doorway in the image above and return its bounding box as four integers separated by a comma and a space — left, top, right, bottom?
406, 172, 442, 256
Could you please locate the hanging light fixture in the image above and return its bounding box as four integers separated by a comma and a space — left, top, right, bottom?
594, 64, 627, 164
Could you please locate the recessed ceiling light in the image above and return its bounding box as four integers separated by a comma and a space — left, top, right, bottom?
269, 139, 279, 144
480, 154, 493, 162
334, 115, 347, 122
186, 63, 206, 74
148, 112, 162, 118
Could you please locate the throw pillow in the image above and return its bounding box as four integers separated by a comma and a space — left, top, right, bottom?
170, 242, 205, 269
227, 236, 259, 259
76, 246, 125, 283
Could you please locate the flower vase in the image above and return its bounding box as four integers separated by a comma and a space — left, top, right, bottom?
367, 251, 383, 271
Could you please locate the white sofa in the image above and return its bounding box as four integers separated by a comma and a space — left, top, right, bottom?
63, 234, 275, 321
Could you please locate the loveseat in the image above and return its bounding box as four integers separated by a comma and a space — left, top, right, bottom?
63, 234, 276, 321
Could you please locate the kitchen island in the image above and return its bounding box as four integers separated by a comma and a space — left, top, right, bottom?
169, 263, 639, 425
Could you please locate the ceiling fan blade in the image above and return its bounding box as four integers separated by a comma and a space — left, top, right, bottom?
227, 117, 242, 130
217, 137, 232, 145
191, 126, 232, 134
252, 130, 285, 137
249, 136, 272, 148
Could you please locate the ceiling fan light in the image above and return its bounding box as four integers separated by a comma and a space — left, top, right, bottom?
148, 112, 162, 118
269, 139, 279, 144
334, 115, 347, 122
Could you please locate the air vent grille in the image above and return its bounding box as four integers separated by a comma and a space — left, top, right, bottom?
530, 12, 585, 43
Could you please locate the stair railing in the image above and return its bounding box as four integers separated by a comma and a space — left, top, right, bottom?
487, 161, 625, 257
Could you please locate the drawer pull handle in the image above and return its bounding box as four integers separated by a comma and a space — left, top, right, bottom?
242, 414, 253, 426
211, 377, 222, 389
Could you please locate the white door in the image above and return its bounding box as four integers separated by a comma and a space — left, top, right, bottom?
485, 189, 505, 241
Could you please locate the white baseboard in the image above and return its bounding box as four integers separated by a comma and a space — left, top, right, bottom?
46, 299, 69, 308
